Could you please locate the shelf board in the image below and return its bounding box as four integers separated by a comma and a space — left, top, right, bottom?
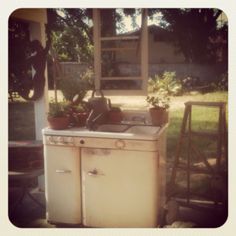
101, 47, 136, 51
174, 162, 225, 175
101, 76, 141, 81
101, 36, 139, 41
185, 101, 226, 107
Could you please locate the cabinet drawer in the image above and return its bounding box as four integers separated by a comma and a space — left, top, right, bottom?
74, 137, 158, 151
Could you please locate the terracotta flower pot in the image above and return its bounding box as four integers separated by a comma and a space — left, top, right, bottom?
75, 112, 89, 127
149, 107, 169, 126
108, 109, 123, 123
47, 116, 70, 130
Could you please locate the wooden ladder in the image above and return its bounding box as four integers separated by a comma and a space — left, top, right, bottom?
168, 101, 227, 209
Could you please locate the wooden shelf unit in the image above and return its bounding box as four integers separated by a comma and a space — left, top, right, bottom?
93, 9, 148, 95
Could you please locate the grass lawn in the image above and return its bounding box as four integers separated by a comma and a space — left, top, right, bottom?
166, 91, 228, 160
9, 91, 228, 161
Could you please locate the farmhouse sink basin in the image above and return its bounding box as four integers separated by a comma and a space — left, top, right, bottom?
44, 110, 167, 141
44, 124, 165, 141
125, 125, 160, 135
95, 124, 129, 132
95, 124, 160, 135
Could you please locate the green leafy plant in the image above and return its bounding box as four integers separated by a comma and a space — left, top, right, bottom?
48, 100, 68, 118
215, 72, 228, 91
148, 75, 161, 93
59, 68, 94, 102
146, 93, 170, 109
148, 71, 183, 95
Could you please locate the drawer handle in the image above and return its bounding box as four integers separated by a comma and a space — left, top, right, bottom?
80, 139, 85, 145
87, 169, 104, 176
56, 169, 71, 174
88, 169, 98, 176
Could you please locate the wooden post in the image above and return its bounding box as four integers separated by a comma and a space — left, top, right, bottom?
187, 104, 192, 204
29, 21, 49, 140
216, 104, 223, 172
169, 104, 190, 186
141, 9, 148, 92
11, 9, 49, 140
93, 9, 101, 91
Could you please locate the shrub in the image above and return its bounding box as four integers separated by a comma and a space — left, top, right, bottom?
59, 68, 94, 102
216, 72, 228, 91
148, 71, 183, 96
181, 76, 214, 93
182, 76, 201, 91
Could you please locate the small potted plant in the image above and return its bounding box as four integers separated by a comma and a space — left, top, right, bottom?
68, 103, 89, 127
59, 69, 94, 127
146, 93, 170, 126
108, 106, 123, 123
47, 101, 70, 130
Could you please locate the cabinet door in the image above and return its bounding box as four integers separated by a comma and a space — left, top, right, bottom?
44, 145, 81, 224
81, 147, 159, 228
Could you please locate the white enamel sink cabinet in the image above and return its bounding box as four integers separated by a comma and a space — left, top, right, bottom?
43, 123, 167, 228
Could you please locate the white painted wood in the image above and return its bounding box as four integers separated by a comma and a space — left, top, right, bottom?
29, 21, 49, 141
101, 35, 139, 41
15, 10, 50, 191
93, 9, 149, 95
29, 18, 49, 191
141, 9, 149, 92
93, 9, 101, 91
12, 9, 49, 140
101, 76, 141, 80
102, 89, 147, 96
101, 47, 136, 51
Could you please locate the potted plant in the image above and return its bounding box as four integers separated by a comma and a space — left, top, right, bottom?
59, 69, 94, 127
47, 101, 70, 130
108, 106, 123, 123
146, 93, 170, 126
68, 103, 89, 127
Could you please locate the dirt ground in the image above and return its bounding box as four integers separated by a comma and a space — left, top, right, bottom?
9, 186, 227, 228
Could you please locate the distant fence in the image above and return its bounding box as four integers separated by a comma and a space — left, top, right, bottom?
149, 63, 226, 81
59, 62, 226, 82
60, 62, 88, 78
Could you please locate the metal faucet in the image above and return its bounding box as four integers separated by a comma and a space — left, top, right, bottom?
86, 111, 107, 130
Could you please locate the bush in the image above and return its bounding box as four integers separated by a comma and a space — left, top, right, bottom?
216, 72, 228, 91
148, 71, 183, 96
181, 72, 228, 93
59, 68, 94, 102
182, 76, 201, 91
